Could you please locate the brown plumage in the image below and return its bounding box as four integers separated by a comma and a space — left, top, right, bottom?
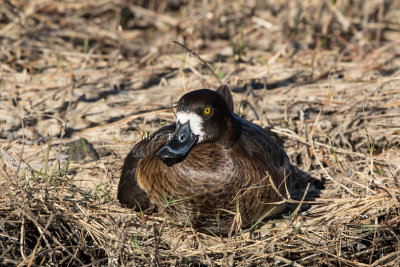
117, 88, 292, 233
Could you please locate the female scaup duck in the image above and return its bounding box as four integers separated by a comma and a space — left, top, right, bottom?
118, 87, 292, 233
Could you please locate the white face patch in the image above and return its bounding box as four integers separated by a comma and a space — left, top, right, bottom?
176, 112, 205, 142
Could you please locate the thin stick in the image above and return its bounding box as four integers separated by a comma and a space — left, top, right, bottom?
172, 41, 223, 86
26, 215, 54, 267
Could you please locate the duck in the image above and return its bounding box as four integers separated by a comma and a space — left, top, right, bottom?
117, 86, 292, 233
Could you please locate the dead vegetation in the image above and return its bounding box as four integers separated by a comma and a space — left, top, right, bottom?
1, 0, 400, 266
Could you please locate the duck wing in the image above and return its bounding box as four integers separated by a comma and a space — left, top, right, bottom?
236, 115, 292, 201
117, 123, 176, 210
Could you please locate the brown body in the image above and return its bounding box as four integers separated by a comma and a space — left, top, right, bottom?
118, 113, 292, 232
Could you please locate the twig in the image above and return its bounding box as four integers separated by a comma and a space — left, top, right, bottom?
78, 106, 173, 133
375, 0, 384, 47
309, 90, 332, 138
26, 215, 54, 267
273, 255, 304, 267
172, 41, 223, 86
376, 215, 400, 229
371, 250, 400, 266
309, 136, 355, 196
369, 218, 377, 265
290, 183, 310, 223
153, 220, 166, 267
270, 128, 376, 159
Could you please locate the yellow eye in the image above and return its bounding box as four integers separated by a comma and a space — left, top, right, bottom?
204, 107, 211, 115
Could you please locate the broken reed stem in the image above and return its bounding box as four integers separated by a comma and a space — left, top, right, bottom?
172, 40, 223, 86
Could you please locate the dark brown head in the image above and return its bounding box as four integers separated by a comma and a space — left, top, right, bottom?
156, 89, 240, 166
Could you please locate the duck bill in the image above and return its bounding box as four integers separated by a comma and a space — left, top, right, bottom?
156, 121, 198, 167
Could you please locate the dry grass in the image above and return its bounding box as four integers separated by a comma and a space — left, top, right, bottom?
1, 0, 400, 266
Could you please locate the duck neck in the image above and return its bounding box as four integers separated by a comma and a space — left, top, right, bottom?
217, 115, 241, 149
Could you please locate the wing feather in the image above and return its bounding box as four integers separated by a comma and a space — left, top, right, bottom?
117, 123, 176, 209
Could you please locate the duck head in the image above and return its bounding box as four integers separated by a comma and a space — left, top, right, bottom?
156, 89, 240, 166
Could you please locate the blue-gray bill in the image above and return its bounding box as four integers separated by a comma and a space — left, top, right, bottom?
156, 121, 198, 167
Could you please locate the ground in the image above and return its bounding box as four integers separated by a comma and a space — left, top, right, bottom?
1, 0, 400, 266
